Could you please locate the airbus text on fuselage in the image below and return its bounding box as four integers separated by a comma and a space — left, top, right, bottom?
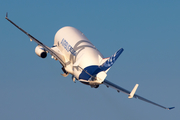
5, 13, 174, 110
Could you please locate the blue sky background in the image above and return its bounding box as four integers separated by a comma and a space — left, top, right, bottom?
0, 0, 179, 120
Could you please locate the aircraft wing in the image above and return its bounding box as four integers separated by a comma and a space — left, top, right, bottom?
5, 13, 66, 67
103, 79, 175, 110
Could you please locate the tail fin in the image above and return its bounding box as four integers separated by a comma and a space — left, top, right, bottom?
100, 48, 124, 71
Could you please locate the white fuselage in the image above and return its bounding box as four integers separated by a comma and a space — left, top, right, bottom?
6, 15, 173, 109
53, 26, 104, 82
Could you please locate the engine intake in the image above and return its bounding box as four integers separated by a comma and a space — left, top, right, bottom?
35, 45, 47, 58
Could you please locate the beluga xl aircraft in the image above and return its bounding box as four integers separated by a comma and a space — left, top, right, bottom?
5, 13, 174, 110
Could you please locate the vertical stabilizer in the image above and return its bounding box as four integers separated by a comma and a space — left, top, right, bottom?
100, 48, 124, 72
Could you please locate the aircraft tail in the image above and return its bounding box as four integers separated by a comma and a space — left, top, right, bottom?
99, 48, 124, 72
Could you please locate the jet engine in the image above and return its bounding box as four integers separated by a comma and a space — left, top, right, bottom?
35, 45, 47, 58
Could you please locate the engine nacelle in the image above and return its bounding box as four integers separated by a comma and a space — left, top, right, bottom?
35, 45, 47, 58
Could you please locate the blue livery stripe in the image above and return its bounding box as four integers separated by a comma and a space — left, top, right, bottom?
100, 48, 124, 71
79, 65, 101, 80
79, 48, 124, 80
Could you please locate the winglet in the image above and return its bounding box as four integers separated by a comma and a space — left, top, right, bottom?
128, 84, 139, 99
5, 12, 8, 19
167, 107, 175, 110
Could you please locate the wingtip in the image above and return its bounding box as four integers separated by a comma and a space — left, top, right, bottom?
5, 12, 8, 19
167, 107, 175, 110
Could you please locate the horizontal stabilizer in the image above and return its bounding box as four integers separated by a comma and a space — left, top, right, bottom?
103, 79, 174, 110
128, 84, 139, 99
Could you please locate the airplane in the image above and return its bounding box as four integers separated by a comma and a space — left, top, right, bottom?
5, 13, 174, 110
